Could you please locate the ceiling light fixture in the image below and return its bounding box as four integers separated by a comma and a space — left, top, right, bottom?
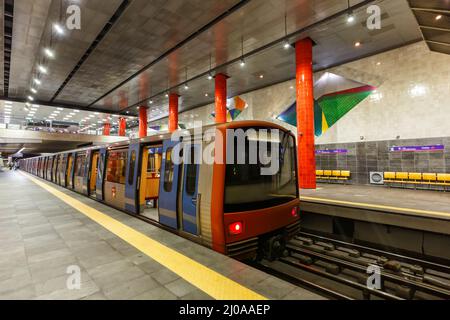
27, 96, 34, 101
283, 14, 291, 49
435, 15, 442, 21
38, 65, 48, 74
259, 74, 264, 79
34, 78, 42, 85
53, 23, 65, 35
44, 48, 55, 58
31, 88, 37, 94
184, 68, 189, 90
346, 1, 355, 24
354, 41, 361, 47
240, 35, 246, 67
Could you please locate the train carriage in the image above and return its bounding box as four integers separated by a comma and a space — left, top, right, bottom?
20, 121, 300, 260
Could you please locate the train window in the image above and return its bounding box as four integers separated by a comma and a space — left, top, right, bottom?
185, 146, 198, 196
106, 150, 128, 184
163, 148, 174, 192
224, 129, 298, 212
128, 151, 136, 185
147, 148, 162, 174
75, 153, 87, 177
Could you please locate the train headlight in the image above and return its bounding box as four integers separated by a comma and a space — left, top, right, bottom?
228, 222, 243, 235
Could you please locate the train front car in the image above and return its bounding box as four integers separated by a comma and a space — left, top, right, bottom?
212, 121, 300, 261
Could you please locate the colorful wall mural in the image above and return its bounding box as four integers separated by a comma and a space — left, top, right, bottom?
277, 72, 377, 136
211, 96, 248, 122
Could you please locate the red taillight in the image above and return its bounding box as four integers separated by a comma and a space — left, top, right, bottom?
291, 207, 299, 217
229, 222, 243, 235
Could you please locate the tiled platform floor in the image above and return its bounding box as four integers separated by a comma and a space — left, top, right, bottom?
301, 183, 450, 220
0, 171, 324, 300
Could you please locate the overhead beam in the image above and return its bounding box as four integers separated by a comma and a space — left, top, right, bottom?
426, 40, 450, 47
420, 25, 450, 32
411, 8, 450, 14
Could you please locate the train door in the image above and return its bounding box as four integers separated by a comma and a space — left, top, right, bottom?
125, 143, 141, 214
74, 152, 87, 194
181, 143, 201, 235
140, 145, 162, 221
52, 156, 58, 183
66, 153, 75, 188
96, 148, 107, 201
104, 147, 128, 210
89, 151, 99, 198
158, 139, 181, 229
60, 154, 68, 186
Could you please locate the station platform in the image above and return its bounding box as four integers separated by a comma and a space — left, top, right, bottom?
0, 171, 323, 300
300, 183, 450, 235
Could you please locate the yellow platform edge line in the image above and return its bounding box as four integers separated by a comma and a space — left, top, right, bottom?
300, 196, 450, 218
21, 172, 267, 300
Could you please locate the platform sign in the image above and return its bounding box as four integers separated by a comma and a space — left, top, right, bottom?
316, 149, 348, 155
389, 144, 444, 152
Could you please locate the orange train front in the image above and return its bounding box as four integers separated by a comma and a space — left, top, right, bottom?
20, 121, 300, 260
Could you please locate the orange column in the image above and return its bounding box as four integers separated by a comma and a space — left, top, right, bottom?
169, 94, 179, 133
118, 117, 126, 136
103, 122, 111, 136
215, 73, 228, 123
296, 38, 316, 189
139, 106, 148, 138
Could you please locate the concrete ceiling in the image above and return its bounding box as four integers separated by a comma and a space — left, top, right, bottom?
1, 0, 423, 121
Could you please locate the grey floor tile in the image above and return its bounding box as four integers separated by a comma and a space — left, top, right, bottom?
165, 278, 198, 298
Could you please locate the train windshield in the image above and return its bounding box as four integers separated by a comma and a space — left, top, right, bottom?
224, 128, 298, 213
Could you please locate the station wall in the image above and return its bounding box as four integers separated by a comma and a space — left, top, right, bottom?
149, 41, 450, 184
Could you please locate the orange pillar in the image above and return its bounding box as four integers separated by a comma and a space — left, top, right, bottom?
118, 117, 126, 136
103, 122, 111, 136
296, 38, 316, 189
215, 73, 228, 123
139, 106, 147, 138
169, 94, 179, 133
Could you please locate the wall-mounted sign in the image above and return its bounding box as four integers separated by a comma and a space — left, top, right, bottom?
389, 144, 444, 152
316, 149, 348, 155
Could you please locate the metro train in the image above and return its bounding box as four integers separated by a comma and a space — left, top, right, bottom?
20, 121, 300, 260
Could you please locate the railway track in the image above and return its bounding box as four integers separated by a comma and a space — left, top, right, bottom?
255, 232, 450, 300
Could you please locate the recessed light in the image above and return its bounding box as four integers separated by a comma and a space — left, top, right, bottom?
5, 101, 12, 105
259, 74, 264, 79
27, 96, 34, 101
38, 65, 48, 74
347, 13, 355, 24
44, 48, 55, 58
354, 41, 361, 47
205, 93, 209, 97
31, 88, 37, 94
34, 79, 42, 85
435, 15, 442, 21
74, 110, 80, 113
4, 111, 11, 114
53, 23, 65, 35
376, 62, 381, 66
94, 112, 99, 115
53, 111, 60, 114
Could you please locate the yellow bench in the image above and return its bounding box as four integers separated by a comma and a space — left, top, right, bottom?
316, 170, 351, 183
384, 172, 450, 188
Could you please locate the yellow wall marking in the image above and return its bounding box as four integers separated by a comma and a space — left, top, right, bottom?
21, 172, 266, 300
300, 196, 450, 219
